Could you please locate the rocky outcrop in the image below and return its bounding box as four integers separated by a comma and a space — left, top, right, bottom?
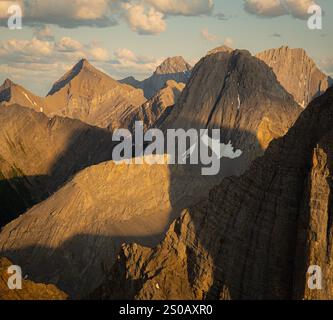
0, 257, 67, 300
44, 59, 146, 129
165, 49, 302, 176
0, 79, 44, 112
0, 105, 116, 226
121, 57, 192, 99
91, 86, 333, 300
256, 46, 330, 107
124, 80, 185, 132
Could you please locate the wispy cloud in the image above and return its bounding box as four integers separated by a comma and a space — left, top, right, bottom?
145, 0, 213, 16
318, 58, 333, 77
201, 28, 218, 41
244, 0, 316, 20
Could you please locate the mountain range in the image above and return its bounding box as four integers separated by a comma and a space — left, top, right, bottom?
120, 56, 192, 99
0, 45, 332, 300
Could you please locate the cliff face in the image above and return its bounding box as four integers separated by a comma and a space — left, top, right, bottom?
257, 46, 330, 108
0, 257, 67, 300
165, 49, 302, 176
92, 87, 333, 300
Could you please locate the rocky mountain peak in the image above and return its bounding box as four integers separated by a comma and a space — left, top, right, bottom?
47, 58, 101, 96
163, 48, 301, 179
256, 46, 330, 107
155, 56, 192, 75
2, 78, 15, 88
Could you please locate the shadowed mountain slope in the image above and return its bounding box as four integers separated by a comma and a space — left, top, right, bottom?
92, 86, 333, 300
165, 49, 302, 176
0, 105, 116, 226
0, 257, 67, 300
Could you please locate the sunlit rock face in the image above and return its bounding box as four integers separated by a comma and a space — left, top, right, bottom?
44, 59, 146, 130
257, 46, 331, 108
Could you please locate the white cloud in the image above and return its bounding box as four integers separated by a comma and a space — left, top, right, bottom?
201, 28, 218, 41
244, 0, 316, 19
0, 34, 166, 94
122, 2, 167, 35
56, 37, 83, 52
318, 58, 333, 77
89, 47, 110, 61
0, 36, 106, 90
223, 37, 233, 47
0, 0, 116, 28
144, 0, 214, 16
110, 48, 164, 77
114, 48, 138, 62
0, 0, 215, 35
0, 38, 54, 61
33, 25, 55, 41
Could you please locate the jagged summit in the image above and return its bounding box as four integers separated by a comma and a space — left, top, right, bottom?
121, 56, 192, 99
2, 78, 14, 88
44, 59, 146, 128
163, 48, 302, 178
47, 58, 111, 96
154, 56, 192, 75
256, 46, 330, 107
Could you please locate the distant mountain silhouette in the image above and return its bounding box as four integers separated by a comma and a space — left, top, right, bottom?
120, 56, 192, 99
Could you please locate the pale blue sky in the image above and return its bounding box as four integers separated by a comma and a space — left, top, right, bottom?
0, 0, 332, 96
